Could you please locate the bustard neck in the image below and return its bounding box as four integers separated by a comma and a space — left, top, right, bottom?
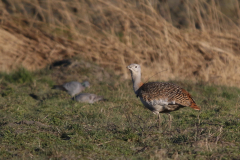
131, 71, 142, 94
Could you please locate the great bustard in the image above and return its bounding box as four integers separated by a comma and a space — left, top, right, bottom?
127, 64, 200, 129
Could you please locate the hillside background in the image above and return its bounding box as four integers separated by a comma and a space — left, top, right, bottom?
1, 0, 240, 86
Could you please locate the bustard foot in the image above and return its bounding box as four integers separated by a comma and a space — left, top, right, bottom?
168, 114, 172, 130
158, 113, 161, 131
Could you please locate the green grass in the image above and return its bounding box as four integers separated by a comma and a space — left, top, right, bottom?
0, 67, 34, 84
0, 63, 240, 159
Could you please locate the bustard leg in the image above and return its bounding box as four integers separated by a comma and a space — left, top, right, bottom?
158, 113, 161, 130
168, 114, 172, 130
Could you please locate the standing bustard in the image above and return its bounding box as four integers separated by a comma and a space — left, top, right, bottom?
127, 64, 200, 129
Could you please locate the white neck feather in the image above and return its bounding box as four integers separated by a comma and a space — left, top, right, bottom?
130, 71, 142, 94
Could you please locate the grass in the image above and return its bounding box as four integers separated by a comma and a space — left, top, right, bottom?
0, 67, 34, 84
0, 62, 240, 159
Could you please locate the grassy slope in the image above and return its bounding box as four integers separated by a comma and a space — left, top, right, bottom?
2, 0, 240, 87
0, 60, 240, 159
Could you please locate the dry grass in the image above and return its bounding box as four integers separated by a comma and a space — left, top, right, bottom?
1, 0, 240, 87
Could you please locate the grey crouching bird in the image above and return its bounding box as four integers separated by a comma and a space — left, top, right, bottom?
52, 81, 90, 97
127, 63, 200, 130
73, 93, 105, 104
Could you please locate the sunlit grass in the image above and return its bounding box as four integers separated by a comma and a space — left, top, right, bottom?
0, 63, 239, 159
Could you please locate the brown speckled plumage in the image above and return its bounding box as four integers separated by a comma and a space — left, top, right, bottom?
136, 82, 200, 113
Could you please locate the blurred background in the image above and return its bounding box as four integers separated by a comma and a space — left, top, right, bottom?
1, 0, 240, 86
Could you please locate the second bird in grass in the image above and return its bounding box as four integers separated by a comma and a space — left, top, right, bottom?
73, 93, 105, 104
52, 81, 90, 97
127, 64, 200, 129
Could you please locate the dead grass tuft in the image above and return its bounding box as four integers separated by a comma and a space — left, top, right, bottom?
1, 0, 240, 86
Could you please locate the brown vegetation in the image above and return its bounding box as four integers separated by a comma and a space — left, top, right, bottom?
1, 0, 240, 86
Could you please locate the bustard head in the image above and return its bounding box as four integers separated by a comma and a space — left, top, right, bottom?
127, 64, 141, 75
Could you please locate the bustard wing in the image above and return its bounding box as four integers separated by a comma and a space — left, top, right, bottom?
137, 82, 200, 110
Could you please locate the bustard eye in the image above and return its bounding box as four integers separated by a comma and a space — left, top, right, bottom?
135, 66, 137, 68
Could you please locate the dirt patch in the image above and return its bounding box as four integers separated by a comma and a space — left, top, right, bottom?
49, 59, 112, 85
